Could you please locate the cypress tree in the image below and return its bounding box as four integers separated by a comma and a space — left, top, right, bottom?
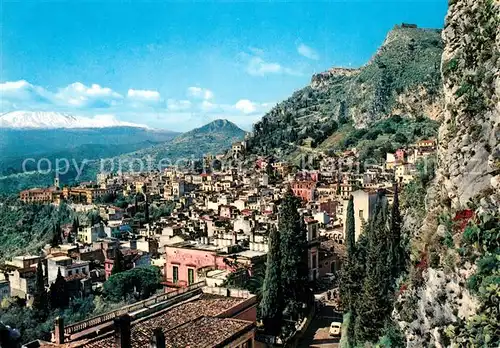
389, 185, 404, 280
279, 189, 310, 320
259, 227, 284, 336
354, 192, 392, 343
49, 268, 69, 309
50, 223, 63, 247
111, 249, 125, 275
134, 195, 139, 217
145, 194, 150, 223
345, 195, 356, 255
32, 259, 48, 314
71, 217, 79, 234
67, 232, 74, 244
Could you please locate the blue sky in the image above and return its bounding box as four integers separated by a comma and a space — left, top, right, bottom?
0, 0, 448, 131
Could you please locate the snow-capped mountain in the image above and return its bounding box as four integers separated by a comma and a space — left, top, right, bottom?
0, 111, 148, 129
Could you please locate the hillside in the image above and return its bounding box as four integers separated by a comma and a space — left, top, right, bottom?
0, 119, 246, 193
0, 127, 178, 175
112, 119, 246, 170
392, 1, 500, 347
246, 25, 444, 157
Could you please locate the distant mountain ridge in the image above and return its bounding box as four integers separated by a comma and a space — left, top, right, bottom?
116, 119, 246, 166
0, 119, 246, 193
0, 110, 148, 129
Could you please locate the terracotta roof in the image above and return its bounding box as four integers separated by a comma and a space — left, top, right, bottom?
163, 316, 253, 348
64, 273, 89, 282
79, 294, 246, 348
320, 239, 347, 258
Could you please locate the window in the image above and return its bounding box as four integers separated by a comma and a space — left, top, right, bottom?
68, 270, 72, 276
188, 268, 194, 285
312, 254, 317, 269
358, 210, 364, 219
75, 269, 79, 274
172, 266, 179, 283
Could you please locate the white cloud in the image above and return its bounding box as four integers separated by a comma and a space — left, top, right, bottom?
55, 82, 123, 108
127, 89, 161, 102
187, 86, 214, 100
200, 100, 218, 112
0, 80, 52, 105
84, 114, 149, 128
247, 57, 283, 76
167, 99, 192, 111
0, 79, 275, 131
242, 51, 302, 77
297, 43, 319, 60
235, 99, 257, 114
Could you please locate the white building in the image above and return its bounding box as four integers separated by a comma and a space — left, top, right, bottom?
47, 256, 90, 284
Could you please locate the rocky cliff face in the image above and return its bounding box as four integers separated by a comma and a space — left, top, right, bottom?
395, 1, 500, 347
310, 68, 360, 89
437, 0, 500, 208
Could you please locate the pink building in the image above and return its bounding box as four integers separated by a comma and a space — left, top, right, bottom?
219, 205, 236, 219
395, 149, 406, 162
291, 181, 317, 202
164, 242, 266, 289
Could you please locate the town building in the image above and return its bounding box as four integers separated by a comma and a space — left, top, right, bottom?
46, 256, 90, 284
9, 267, 36, 300
19, 187, 60, 204
342, 189, 379, 241
31, 284, 258, 348
291, 181, 317, 202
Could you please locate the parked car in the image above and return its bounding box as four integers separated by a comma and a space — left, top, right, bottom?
329, 322, 342, 337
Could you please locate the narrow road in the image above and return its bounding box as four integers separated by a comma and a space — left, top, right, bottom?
298, 303, 343, 348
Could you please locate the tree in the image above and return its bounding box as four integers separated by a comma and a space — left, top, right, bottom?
88, 211, 100, 226
50, 223, 63, 247
71, 217, 79, 234
144, 194, 150, 223
354, 192, 392, 343
32, 260, 48, 315
346, 195, 356, 255
111, 249, 125, 275
389, 185, 404, 280
279, 189, 310, 320
259, 227, 284, 336
49, 268, 69, 309
103, 266, 161, 302
66, 232, 74, 244
134, 195, 139, 217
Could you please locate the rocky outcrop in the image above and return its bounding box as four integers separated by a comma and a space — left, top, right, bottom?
395, 268, 478, 348
310, 68, 360, 89
437, 0, 500, 208
395, 2, 500, 347
247, 25, 445, 156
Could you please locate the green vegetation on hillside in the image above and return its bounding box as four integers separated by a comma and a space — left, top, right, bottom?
0, 197, 72, 261
330, 116, 438, 162
0, 265, 162, 345
247, 26, 443, 156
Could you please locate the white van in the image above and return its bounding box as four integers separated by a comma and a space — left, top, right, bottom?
329, 322, 342, 337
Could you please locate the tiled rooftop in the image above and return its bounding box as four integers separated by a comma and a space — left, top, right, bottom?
79, 294, 246, 348
163, 317, 253, 348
